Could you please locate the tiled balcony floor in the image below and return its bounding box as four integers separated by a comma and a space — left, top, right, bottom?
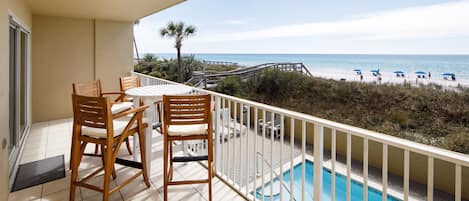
9, 118, 246, 201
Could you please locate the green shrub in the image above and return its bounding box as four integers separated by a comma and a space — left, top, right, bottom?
211, 69, 469, 153
213, 76, 241, 96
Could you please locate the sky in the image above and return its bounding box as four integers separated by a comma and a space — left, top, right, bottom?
134, 0, 469, 55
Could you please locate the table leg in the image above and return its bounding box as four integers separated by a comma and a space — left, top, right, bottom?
133, 98, 140, 162
143, 99, 155, 174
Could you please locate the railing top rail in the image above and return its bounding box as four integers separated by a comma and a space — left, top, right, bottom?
204, 62, 309, 77
133, 71, 469, 166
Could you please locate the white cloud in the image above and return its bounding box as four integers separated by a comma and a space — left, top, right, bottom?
223, 19, 249, 25
195, 0, 469, 43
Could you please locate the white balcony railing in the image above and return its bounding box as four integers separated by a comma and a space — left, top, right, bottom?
132, 72, 468, 201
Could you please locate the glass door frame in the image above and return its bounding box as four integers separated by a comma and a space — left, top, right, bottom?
8, 17, 31, 184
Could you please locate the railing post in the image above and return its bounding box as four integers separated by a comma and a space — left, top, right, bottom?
331, 129, 337, 201
346, 133, 351, 201
427, 157, 434, 201
313, 124, 324, 201
215, 96, 221, 172
363, 138, 368, 201
382, 144, 388, 201
404, 150, 410, 201
455, 164, 461, 201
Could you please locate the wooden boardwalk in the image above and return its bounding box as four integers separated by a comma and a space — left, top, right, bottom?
186, 62, 313, 87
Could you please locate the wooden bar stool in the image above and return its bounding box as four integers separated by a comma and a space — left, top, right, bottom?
73, 80, 134, 155
120, 75, 163, 133
69, 94, 150, 201
162, 94, 213, 201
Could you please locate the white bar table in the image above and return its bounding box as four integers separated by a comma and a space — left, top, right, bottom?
125, 85, 193, 172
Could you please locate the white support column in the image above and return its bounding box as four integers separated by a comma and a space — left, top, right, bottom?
313, 124, 324, 201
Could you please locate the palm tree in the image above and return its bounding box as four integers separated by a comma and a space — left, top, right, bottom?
160, 21, 196, 82
134, 20, 141, 64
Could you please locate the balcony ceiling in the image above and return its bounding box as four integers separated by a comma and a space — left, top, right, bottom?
25, 0, 185, 21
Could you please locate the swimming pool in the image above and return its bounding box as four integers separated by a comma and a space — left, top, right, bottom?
254, 160, 401, 201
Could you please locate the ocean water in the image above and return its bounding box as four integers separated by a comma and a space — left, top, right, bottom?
155, 53, 469, 81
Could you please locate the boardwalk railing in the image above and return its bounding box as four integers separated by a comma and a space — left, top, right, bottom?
133, 71, 468, 201
203, 60, 239, 66
187, 62, 313, 87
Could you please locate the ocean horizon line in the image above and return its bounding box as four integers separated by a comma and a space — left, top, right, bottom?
144, 52, 469, 56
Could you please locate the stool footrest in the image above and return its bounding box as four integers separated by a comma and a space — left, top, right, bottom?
172, 155, 208, 162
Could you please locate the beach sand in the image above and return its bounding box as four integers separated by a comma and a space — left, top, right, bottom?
310, 69, 469, 89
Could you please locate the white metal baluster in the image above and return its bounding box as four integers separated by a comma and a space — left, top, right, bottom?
455, 164, 461, 201
233, 102, 237, 185
245, 105, 250, 195
301, 120, 306, 201
363, 138, 368, 201
383, 144, 388, 201
427, 157, 434, 201
331, 129, 337, 201
239, 103, 243, 191
215, 96, 221, 173
279, 114, 285, 201
290, 118, 295, 201
228, 101, 232, 184
313, 124, 324, 201
253, 107, 258, 200
262, 110, 266, 201
404, 150, 409, 201
221, 99, 225, 178
346, 133, 351, 201
270, 112, 274, 199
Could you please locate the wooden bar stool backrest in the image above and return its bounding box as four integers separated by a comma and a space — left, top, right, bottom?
120, 76, 141, 91
163, 94, 212, 128
72, 94, 113, 137
73, 80, 102, 97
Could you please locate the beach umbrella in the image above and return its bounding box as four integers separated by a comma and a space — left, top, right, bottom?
441, 72, 455, 76
415, 71, 426, 74
370, 69, 379, 73
394, 70, 404, 74
353, 69, 361, 72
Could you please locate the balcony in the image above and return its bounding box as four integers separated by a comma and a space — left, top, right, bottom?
9, 73, 469, 201
8, 117, 244, 201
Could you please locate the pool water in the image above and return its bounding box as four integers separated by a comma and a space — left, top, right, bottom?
254, 160, 401, 201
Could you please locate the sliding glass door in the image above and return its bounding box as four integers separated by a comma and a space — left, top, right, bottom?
9, 20, 30, 176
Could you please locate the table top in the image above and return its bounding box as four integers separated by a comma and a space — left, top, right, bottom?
125, 85, 194, 97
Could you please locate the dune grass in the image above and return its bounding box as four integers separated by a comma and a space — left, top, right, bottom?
213, 70, 469, 153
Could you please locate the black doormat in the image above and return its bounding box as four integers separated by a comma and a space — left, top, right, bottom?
12, 155, 66, 192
